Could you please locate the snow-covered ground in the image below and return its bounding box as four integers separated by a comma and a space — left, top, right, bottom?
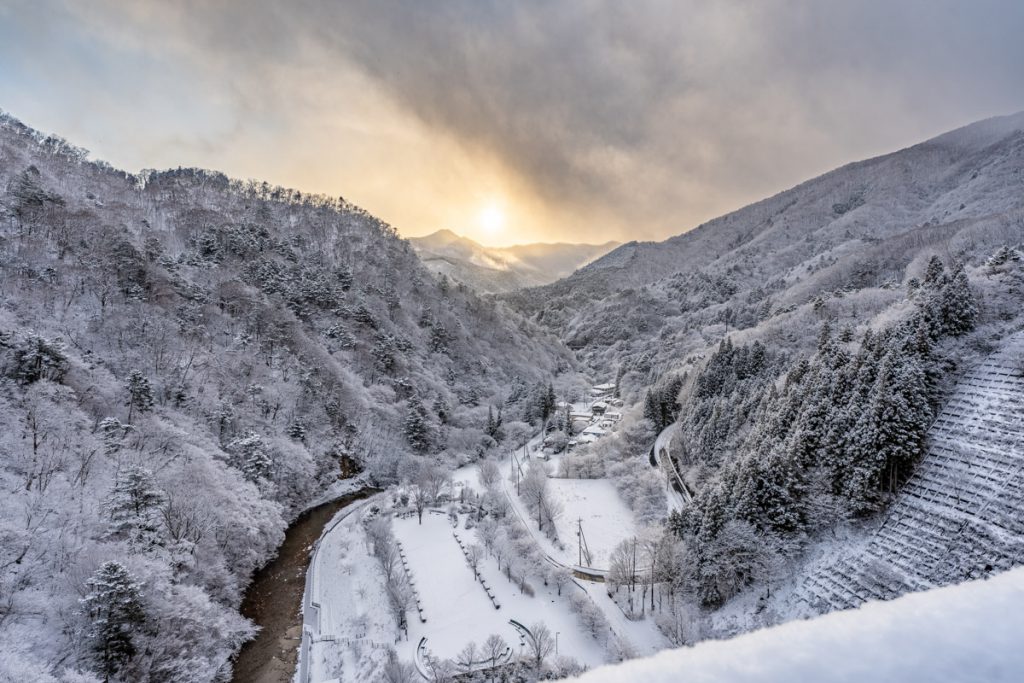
392, 512, 608, 669
302, 387, 676, 681
572, 567, 1024, 683
575, 581, 669, 658
304, 500, 397, 683
548, 478, 640, 570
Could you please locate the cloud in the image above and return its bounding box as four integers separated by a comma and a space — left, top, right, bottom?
1, 0, 1022, 244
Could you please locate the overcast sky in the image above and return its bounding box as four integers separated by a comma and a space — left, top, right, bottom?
1, 1, 1022, 246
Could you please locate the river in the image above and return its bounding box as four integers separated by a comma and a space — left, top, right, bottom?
230, 488, 375, 683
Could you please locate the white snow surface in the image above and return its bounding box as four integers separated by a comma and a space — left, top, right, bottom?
548, 478, 640, 570
392, 512, 608, 668
305, 501, 398, 683
573, 567, 1024, 683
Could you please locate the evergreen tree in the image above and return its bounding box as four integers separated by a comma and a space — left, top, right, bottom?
643, 390, 659, 426
940, 261, 977, 335
225, 431, 273, 482
816, 319, 833, 354
98, 417, 133, 456
985, 245, 1021, 273
125, 370, 154, 423
922, 255, 946, 289
8, 333, 69, 384
735, 446, 808, 533
80, 561, 145, 682
484, 405, 504, 442
534, 382, 556, 428
843, 348, 931, 511
105, 465, 166, 551
372, 334, 397, 374
404, 396, 431, 453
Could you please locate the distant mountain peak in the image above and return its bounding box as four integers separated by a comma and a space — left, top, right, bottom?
409, 230, 620, 293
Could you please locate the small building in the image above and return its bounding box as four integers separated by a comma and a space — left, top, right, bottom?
591, 401, 608, 415
591, 382, 616, 399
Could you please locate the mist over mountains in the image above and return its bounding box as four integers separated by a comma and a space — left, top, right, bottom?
410, 229, 619, 293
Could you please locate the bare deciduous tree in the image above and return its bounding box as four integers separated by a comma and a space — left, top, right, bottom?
483, 633, 508, 680
456, 641, 478, 674
466, 543, 484, 581
520, 463, 561, 534
526, 621, 555, 670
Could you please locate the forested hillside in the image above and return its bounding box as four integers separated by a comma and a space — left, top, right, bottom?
508, 113, 1024, 632
507, 112, 1024, 378
793, 328, 1024, 613
0, 112, 574, 682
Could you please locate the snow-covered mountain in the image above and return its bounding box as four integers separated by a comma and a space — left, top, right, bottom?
0, 112, 576, 681
410, 229, 619, 293
3, 103, 1023, 683
508, 111, 1024, 371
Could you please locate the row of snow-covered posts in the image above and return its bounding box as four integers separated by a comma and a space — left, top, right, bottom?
395, 540, 427, 623
452, 531, 501, 610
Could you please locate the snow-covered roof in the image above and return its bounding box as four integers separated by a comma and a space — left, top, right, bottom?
571, 567, 1024, 683
593, 383, 616, 391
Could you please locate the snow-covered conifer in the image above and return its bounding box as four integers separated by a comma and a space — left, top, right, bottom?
79, 562, 145, 680
124, 370, 154, 423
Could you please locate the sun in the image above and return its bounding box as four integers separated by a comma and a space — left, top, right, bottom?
477, 202, 506, 238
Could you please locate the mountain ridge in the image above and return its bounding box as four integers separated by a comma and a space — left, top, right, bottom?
506, 110, 1024, 369
410, 229, 620, 293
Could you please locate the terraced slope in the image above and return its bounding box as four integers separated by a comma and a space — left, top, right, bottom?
796, 331, 1024, 612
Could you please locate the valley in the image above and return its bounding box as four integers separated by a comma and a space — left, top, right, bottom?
1, 107, 1023, 683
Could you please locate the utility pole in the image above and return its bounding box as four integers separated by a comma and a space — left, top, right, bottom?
578, 518, 583, 566
632, 537, 637, 592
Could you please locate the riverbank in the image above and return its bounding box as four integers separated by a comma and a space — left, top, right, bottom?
231, 488, 376, 683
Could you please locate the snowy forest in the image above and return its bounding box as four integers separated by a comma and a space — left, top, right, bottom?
0, 112, 575, 682
1, 104, 1024, 683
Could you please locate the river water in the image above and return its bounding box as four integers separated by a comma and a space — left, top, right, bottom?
230, 488, 374, 683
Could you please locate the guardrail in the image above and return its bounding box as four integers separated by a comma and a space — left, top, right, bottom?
298, 494, 379, 683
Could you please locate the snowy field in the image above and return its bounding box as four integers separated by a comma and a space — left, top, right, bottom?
547, 478, 640, 570
304, 420, 672, 682
393, 512, 609, 668
573, 567, 1024, 683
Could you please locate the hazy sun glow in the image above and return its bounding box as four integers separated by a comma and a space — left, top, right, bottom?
477, 202, 506, 238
